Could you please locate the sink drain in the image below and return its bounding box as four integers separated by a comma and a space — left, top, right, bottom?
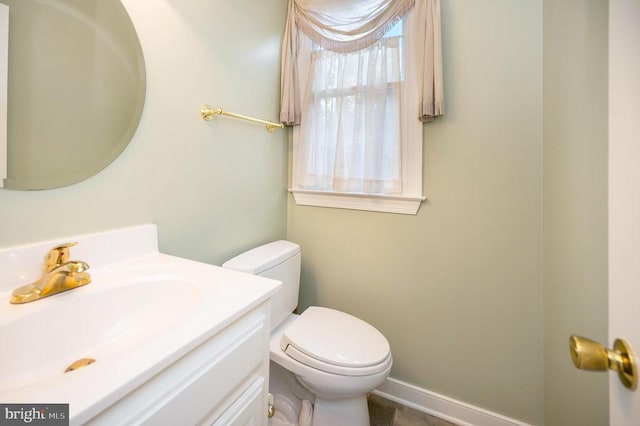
64, 358, 96, 373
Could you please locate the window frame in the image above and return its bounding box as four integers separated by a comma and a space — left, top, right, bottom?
289, 16, 425, 215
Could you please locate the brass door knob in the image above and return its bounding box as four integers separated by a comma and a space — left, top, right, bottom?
569, 335, 637, 390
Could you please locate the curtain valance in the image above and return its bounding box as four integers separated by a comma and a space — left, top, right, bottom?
294, 0, 415, 53
280, 0, 444, 126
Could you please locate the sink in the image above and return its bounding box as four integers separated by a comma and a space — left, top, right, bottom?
0, 266, 203, 393
0, 225, 281, 423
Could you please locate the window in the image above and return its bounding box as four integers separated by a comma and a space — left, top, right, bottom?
282, 0, 443, 214
300, 25, 403, 194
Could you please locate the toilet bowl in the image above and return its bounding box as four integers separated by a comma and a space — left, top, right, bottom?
272, 312, 392, 425
223, 241, 392, 426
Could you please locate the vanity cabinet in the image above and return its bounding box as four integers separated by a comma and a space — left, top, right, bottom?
0, 225, 280, 425
87, 302, 271, 426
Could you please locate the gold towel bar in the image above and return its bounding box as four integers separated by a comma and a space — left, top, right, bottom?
201, 104, 284, 133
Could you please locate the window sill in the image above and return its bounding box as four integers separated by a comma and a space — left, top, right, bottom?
289, 189, 425, 215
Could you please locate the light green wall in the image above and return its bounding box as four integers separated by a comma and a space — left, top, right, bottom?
0, 0, 288, 264
542, 0, 608, 424
287, 1, 544, 424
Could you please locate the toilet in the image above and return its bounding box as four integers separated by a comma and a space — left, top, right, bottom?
223, 240, 392, 426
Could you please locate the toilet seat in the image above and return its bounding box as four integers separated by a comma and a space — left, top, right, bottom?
280, 307, 391, 376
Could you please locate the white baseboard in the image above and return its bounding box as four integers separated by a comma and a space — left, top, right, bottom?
373, 378, 531, 426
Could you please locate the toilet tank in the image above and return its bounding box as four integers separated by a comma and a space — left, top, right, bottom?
222, 240, 301, 331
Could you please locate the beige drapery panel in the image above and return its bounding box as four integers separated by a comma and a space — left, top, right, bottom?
280, 0, 444, 126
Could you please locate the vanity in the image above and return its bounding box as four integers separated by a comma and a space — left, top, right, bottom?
0, 225, 281, 425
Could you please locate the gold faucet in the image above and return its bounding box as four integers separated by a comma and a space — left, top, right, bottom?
10, 242, 91, 304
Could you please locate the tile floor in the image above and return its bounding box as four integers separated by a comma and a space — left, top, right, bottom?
367, 394, 459, 426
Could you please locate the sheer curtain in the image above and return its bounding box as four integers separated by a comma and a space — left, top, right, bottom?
296, 36, 403, 193
282, 0, 443, 200
281, 0, 443, 126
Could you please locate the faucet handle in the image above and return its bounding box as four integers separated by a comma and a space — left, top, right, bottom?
44, 242, 78, 268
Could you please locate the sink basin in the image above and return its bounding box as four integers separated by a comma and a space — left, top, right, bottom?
0, 225, 281, 423
0, 265, 203, 393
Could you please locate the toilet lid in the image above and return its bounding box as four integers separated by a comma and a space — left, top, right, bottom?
280, 307, 390, 373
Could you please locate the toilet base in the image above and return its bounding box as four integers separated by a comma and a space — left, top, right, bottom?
269, 394, 299, 426
312, 396, 369, 426
270, 361, 370, 426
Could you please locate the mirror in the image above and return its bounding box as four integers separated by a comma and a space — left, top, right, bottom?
0, 0, 145, 190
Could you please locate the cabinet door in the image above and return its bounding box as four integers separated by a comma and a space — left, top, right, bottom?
87, 305, 270, 426
211, 378, 266, 426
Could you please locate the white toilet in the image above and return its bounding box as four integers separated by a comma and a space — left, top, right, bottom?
223, 240, 392, 426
